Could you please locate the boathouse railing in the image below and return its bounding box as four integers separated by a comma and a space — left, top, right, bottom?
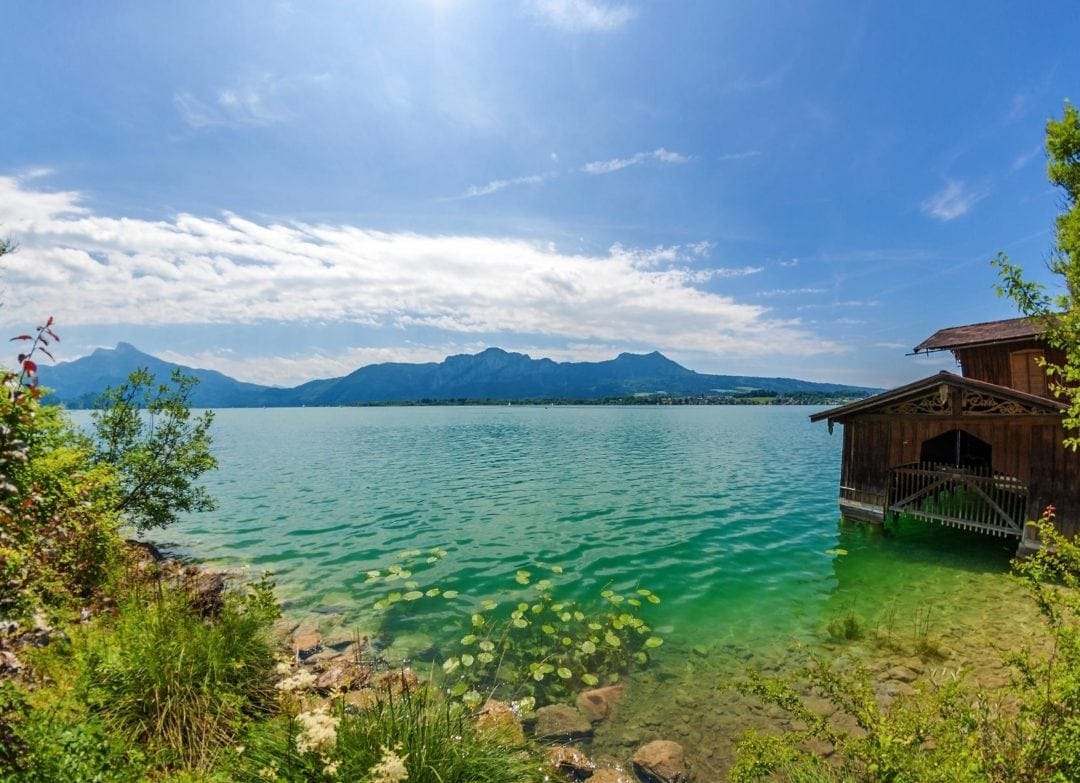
887, 462, 1028, 537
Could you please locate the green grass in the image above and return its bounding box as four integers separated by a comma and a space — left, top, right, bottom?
234, 685, 547, 783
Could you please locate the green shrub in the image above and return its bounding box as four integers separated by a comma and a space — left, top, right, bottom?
0, 379, 123, 622
79, 577, 280, 772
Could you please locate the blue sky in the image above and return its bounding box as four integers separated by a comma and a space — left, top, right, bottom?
1, 1, 1076, 388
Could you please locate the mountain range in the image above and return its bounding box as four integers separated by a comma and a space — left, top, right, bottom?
38, 342, 876, 408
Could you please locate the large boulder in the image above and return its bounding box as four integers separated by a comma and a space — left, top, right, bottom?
632, 740, 689, 783
533, 703, 593, 741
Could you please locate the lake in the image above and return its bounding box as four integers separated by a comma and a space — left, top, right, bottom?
128, 405, 1035, 776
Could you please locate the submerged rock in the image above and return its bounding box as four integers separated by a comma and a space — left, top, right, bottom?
632, 740, 689, 782
534, 703, 593, 741
590, 768, 635, 783
576, 684, 626, 723
546, 745, 596, 779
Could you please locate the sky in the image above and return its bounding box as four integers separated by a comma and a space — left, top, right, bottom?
1, 1, 1077, 389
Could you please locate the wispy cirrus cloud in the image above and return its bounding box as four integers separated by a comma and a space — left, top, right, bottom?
0, 176, 841, 380
718, 150, 761, 162
920, 180, 987, 222
527, 0, 636, 33
174, 72, 330, 129
582, 147, 689, 175
456, 171, 557, 199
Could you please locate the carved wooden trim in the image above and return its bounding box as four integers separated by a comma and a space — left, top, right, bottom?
962, 390, 1046, 415
883, 391, 950, 415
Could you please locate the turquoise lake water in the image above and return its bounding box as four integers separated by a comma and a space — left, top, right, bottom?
139, 406, 1022, 648
120, 405, 1031, 775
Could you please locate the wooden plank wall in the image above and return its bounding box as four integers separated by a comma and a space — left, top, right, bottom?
843, 414, 1079, 537
957, 342, 1068, 397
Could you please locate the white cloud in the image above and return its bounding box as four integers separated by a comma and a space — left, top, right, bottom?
0, 177, 842, 373
174, 72, 329, 129
528, 0, 636, 32
921, 180, 986, 222
1010, 145, 1042, 173
757, 287, 828, 297
582, 147, 689, 175
457, 171, 556, 199
718, 150, 762, 161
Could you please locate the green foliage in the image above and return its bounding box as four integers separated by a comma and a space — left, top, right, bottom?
77, 577, 280, 771
0, 679, 143, 783
732, 507, 1080, 783
91, 368, 217, 531
0, 371, 122, 621
234, 687, 546, 783
994, 101, 1080, 449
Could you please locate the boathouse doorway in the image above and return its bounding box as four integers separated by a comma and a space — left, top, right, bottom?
918, 429, 991, 470
888, 428, 1026, 537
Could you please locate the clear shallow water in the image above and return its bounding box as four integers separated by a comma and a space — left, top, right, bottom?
94, 405, 1033, 775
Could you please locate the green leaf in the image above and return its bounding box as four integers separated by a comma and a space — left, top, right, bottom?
604, 631, 621, 648
425, 587, 441, 597
461, 654, 475, 667
403, 590, 423, 601
479, 640, 495, 652
581, 673, 599, 686
557, 667, 573, 679
443, 590, 459, 599
512, 617, 528, 629
580, 640, 597, 655
647, 594, 661, 604
515, 570, 531, 585
461, 634, 477, 645
477, 652, 495, 664
644, 636, 664, 648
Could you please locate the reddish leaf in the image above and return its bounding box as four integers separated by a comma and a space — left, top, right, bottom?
45, 316, 54, 327
38, 337, 48, 346
9, 335, 31, 342
22, 360, 37, 375
46, 329, 59, 341
39, 347, 55, 361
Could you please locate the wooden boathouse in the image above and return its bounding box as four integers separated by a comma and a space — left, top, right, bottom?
811, 316, 1080, 549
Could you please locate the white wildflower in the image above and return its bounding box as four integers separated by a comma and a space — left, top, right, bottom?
369, 743, 409, 783
295, 707, 340, 756
277, 668, 316, 693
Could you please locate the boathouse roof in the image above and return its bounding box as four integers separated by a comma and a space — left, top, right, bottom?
913, 315, 1047, 353
809, 370, 1066, 426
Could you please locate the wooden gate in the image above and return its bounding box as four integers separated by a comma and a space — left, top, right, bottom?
887, 462, 1028, 537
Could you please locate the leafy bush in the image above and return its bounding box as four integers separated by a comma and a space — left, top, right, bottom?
0, 320, 123, 621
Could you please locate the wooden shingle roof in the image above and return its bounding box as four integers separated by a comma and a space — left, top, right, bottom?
913, 316, 1047, 353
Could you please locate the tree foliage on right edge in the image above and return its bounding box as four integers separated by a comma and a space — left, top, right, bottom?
994, 101, 1080, 449
91, 368, 217, 532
